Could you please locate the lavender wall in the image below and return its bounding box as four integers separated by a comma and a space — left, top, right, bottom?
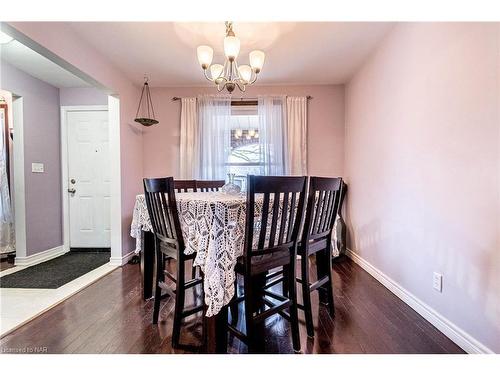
59, 87, 108, 106
1, 61, 63, 256
142, 85, 345, 179
345, 23, 500, 352
11, 22, 143, 256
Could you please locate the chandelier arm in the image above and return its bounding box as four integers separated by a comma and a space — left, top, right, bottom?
217, 81, 226, 92
235, 81, 246, 92
203, 69, 214, 82
249, 74, 258, 84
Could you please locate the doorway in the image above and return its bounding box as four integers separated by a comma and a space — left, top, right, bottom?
61, 106, 111, 252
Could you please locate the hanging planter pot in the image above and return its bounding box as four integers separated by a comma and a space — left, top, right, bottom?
134, 76, 159, 126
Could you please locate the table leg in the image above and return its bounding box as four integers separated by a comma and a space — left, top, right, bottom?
141, 230, 155, 300
204, 306, 228, 353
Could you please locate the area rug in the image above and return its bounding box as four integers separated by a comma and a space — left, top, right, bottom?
0, 251, 110, 289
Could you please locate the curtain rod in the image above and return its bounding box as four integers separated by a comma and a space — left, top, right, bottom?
171, 95, 312, 101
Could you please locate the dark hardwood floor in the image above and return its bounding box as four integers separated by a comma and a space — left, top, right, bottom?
0, 257, 464, 354
0, 258, 15, 271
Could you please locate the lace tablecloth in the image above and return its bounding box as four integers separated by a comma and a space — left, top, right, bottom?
131, 192, 249, 316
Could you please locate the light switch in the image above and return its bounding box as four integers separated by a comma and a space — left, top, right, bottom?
32, 163, 44, 173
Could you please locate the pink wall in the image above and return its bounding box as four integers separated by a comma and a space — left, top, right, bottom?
1, 61, 63, 256
59, 87, 108, 106
10, 22, 142, 255
142, 85, 345, 179
345, 23, 500, 352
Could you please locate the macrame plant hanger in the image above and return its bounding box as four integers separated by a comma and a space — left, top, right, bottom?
134, 76, 159, 126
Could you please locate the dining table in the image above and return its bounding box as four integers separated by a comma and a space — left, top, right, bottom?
130, 190, 340, 353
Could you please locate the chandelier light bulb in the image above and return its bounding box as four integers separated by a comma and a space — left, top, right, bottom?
238, 65, 252, 83
210, 64, 224, 82
224, 36, 240, 61
249, 50, 265, 73
197, 45, 213, 69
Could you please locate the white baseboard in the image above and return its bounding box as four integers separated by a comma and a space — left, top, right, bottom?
109, 250, 136, 266
14, 245, 67, 267
346, 248, 494, 354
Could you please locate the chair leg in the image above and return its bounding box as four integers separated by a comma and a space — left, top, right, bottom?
243, 275, 258, 353
230, 275, 239, 325
282, 266, 289, 298
323, 244, 335, 317
287, 262, 301, 353
301, 253, 315, 337
152, 248, 163, 324
172, 258, 186, 348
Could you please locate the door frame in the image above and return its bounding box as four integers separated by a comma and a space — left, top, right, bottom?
60, 105, 115, 257
12, 97, 27, 260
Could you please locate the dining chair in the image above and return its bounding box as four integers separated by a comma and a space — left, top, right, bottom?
143, 177, 204, 349
196, 180, 225, 192
297, 176, 343, 337
227, 175, 307, 353
174, 179, 197, 193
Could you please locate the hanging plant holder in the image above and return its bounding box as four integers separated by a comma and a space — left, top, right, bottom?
134, 76, 159, 127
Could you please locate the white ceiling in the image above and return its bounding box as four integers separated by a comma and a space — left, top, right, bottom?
68, 22, 395, 87
0, 39, 90, 88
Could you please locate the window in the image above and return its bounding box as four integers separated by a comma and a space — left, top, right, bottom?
196, 96, 286, 185
226, 104, 262, 190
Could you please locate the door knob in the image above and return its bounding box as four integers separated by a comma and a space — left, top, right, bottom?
68, 188, 76, 194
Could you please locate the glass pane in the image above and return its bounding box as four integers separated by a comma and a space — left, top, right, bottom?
227, 105, 261, 190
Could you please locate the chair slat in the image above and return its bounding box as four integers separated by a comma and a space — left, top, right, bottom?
312, 190, 324, 234
287, 192, 297, 243
258, 193, 271, 249
196, 180, 225, 192
278, 192, 289, 245
174, 179, 197, 193
268, 192, 281, 248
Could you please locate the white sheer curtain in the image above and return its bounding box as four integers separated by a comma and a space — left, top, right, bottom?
179, 97, 198, 178
0, 107, 14, 254
257, 95, 287, 175
286, 96, 308, 175
198, 95, 232, 180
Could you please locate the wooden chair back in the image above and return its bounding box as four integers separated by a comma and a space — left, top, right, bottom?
244, 175, 307, 266
196, 180, 225, 192
174, 179, 197, 193
143, 177, 185, 253
301, 177, 343, 244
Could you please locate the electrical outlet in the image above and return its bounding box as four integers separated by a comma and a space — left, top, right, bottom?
433, 272, 443, 292
31, 162, 44, 173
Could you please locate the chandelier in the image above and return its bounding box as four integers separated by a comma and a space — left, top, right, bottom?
196, 22, 265, 93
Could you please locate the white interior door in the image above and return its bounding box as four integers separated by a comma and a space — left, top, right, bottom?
67, 110, 110, 248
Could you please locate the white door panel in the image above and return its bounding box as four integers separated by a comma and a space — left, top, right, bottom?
67, 110, 110, 248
